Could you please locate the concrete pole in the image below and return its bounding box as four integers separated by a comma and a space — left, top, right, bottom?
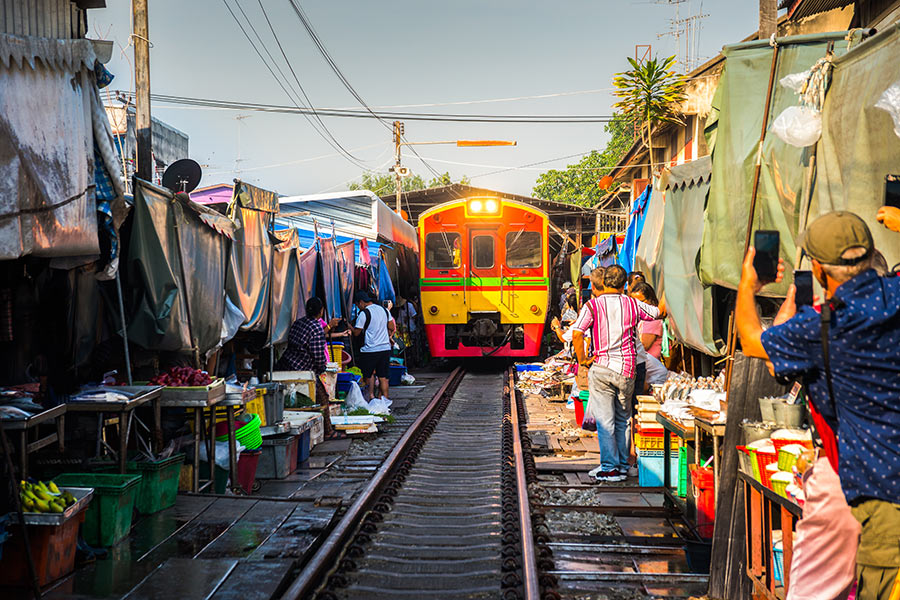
134, 0, 152, 181
759, 0, 778, 40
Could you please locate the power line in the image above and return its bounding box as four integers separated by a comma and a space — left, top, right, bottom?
114, 91, 617, 122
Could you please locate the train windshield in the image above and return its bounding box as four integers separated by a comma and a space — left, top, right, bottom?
425, 232, 461, 268
505, 231, 542, 268
473, 236, 495, 269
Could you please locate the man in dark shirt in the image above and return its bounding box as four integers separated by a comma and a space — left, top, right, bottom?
736, 211, 900, 599
277, 297, 339, 435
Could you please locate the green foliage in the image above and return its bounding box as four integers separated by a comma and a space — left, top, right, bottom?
348, 171, 470, 196
532, 114, 634, 206
612, 55, 687, 161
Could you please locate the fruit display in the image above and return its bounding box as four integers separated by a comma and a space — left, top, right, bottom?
149, 367, 214, 387
19, 480, 77, 514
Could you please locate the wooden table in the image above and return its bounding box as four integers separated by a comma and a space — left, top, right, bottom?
694, 415, 727, 505
740, 471, 802, 600
2, 404, 67, 479
66, 386, 163, 473
160, 392, 224, 493
656, 411, 694, 514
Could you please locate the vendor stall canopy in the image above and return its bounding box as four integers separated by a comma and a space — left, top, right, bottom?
277, 190, 419, 256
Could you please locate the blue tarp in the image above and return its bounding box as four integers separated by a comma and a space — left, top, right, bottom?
318, 238, 342, 321
617, 186, 651, 272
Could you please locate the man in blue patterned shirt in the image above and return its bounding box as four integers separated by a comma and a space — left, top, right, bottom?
736, 211, 900, 599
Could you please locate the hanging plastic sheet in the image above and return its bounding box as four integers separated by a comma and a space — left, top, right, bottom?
634, 179, 666, 296
700, 31, 858, 294
380, 245, 400, 296
226, 182, 276, 332
269, 229, 302, 346
318, 237, 342, 320
661, 157, 723, 356
298, 247, 318, 308
569, 247, 582, 291
617, 185, 651, 272
126, 180, 231, 355
0, 34, 99, 259
377, 255, 396, 304
813, 23, 900, 267
595, 235, 618, 268
336, 241, 355, 321
360, 238, 372, 266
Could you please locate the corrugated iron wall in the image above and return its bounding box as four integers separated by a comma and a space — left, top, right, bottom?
0, 0, 87, 39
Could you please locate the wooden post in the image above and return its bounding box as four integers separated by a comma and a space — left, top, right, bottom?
575, 216, 583, 309
134, 0, 152, 181
759, 0, 778, 40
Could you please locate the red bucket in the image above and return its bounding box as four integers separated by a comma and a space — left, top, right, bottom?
237, 449, 262, 494
690, 465, 716, 539
575, 399, 588, 427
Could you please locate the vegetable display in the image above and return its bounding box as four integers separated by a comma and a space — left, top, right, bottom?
149, 367, 214, 387
20, 480, 77, 514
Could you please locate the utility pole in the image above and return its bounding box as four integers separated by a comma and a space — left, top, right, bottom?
759, 0, 777, 40
134, 0, 152, 181
393, 120, 404, 213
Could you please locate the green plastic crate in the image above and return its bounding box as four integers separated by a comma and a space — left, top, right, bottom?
53, 473, 141, 547
126, 454, 185, 515
678, 446, 688, 498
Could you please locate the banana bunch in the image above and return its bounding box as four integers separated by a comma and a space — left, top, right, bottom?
19, 480, 76, 514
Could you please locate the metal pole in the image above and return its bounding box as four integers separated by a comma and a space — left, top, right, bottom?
394, 120, 403, 213
115, 270, 133, 385
133, 0, 152, 181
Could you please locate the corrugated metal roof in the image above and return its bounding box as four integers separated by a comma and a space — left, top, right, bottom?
780, 0, 854, 19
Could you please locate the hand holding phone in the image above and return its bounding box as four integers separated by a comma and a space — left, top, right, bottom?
794, 270, 814, 306
753, 230, 780, 283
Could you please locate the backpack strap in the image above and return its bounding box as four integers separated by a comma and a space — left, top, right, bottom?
819, 301, 837, 417
362, 306, 373, 338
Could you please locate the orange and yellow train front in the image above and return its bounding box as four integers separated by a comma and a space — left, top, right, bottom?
418, 197, 549, 358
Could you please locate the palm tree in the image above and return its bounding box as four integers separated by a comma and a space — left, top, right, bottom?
612, 55, 687, 169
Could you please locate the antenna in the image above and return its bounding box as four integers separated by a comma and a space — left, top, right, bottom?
655, 0, 708, 72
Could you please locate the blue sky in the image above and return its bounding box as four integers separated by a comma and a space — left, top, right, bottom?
91, 1, 760, 197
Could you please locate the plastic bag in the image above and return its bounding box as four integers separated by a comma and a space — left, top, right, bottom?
343, 381, 368, 411
779, 70, 811, 94
875, 82, 900, 139
368, 396, 392, 415
771, 105, 822, 147
400, 373, 416, 385
198, 439, 246, 470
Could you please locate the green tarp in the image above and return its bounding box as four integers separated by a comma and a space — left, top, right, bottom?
813, 23, 900, 267
661, 156, 724, 356
701, 31, 858, 295
126, 180, 230, 355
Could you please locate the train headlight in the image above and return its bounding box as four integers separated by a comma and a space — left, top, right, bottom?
484, 199, 499, 213
429, 305, 439, 315
469, 199, 483, 213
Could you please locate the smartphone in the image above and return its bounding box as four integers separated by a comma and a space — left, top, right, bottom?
753, 230, 780, 283
794, 270, 814, 306
885, 174, 900, 209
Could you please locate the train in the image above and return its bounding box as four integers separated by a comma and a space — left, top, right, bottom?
418, 197, 550, 358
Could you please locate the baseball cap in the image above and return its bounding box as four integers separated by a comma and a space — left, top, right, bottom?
562, 281, 573, 290
353, 290, 373, 304
798, 211, 873, 265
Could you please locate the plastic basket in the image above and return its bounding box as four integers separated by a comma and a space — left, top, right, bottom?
771, 472, 792, 498
772, 436, 813, 454
0, 509, 86, 587
388, 365, 407, 386
52, 473, 141, 547
234, 413, 263, 450
257, 434, 299, 479
637, 450, 680, 488
778, 448, 800, 471
756, 450, 778, 488
773, 542, 784, 583
245, 393, 267, 427
678, 446, 688, 498
516, 364, 544, 372
125, 453, 185, 515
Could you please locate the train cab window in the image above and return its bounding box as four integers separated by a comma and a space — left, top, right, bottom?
473, 235, 494, 269
425, 232, 461, 269
505, 231, 542, 268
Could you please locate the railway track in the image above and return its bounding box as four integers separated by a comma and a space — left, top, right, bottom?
282, 367, 552, 600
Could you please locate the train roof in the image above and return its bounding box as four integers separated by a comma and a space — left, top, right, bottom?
418, 196, 549, 222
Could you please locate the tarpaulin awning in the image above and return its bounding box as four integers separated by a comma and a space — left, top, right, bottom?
0, 34, 99, 259
595, 235, 618, 268
661, 156, 724, 356
813, 22, 900, 267
226, 185, 274, 332
126, 180, 229, 355
269, 228, 301, 346
297, 246, 318, 309
318, 237, 341, 321
336, 241, 355, 321
617, 185, 651, 272
232, 179, 279, 214
701, 30, 859, 294
635, 180, 665, 298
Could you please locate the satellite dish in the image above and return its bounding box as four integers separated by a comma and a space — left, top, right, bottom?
162, 159, 202, 193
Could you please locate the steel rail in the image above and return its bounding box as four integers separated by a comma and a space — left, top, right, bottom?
509, 369, 541, 600
281, 366, 465, 600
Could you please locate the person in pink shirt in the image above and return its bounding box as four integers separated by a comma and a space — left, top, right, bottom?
572, 266, 665, 482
